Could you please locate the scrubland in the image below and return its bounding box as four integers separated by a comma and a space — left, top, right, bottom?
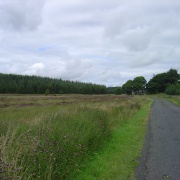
0, 94, 151, 179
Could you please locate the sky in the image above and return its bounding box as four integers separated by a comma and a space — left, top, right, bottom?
0, 0, 180, 87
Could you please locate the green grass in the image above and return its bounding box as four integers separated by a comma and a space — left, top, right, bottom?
0, 94, 151, 179
72, 98, 152, 180
164, 95, 180, 106
148, 93, 180, 106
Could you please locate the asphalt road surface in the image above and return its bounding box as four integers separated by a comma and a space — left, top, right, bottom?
136, 99, 180, 180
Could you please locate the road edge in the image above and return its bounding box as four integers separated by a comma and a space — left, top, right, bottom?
135, 99, 154, 180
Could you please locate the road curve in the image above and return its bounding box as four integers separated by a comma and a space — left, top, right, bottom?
136, 99, 180, 180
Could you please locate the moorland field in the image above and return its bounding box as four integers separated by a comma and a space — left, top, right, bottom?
0, 94, 164, 179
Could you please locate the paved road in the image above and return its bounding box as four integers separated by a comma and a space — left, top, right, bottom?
136, 99, 180, 180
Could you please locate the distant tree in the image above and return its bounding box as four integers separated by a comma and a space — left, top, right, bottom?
115, 87, 123, 95
166, 69, 179, 85
122, 80, 133, 95
147, 81, 160, 94
165, 83, 180, 95
106, 87, 119, 94
147, 69, 179, 94
132, 76, 147, 94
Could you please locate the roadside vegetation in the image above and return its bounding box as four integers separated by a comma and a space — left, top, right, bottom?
72, 98, 152, 180
0, 94, 151, 179
164, 95, 180, 106
165, 83, 180, 95
148, 93, 180, 106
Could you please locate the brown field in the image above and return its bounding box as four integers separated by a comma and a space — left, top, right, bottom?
0, 94, 131, 108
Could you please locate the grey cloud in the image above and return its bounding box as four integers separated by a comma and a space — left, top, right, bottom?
62, 59, 93, 80
99, 69, 121, 82
0, 0, 46, 31
131, 51, 163, 68
0, 0, 180, 86
121, 26, 154, 51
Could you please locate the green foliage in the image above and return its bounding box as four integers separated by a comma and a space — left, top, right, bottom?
0, 73, 107, 94
115, 87, 123, 95
45, 89, 50, 96
147, 69, 179, 94
122, 80, 133, 94
122, 76, 147, 95
164, 95, 180, 106
165, 83, 180, 95
121, 69, 179, 95
106, 87, 123, 95
106, 87, 118, 94
132, 76, 147, 93
73, 99, 152, 180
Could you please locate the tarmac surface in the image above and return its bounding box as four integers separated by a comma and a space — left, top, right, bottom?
136, 99, 180, 180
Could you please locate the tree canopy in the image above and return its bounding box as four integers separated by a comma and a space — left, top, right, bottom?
132, 76, 147, 93
122, 69, 179, 95
165, 83, 180, 95
122, 76, 147, 95
122, 80, 133, 94
147, 69, 179, 94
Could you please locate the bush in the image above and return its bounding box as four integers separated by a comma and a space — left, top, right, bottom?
165, 84, 180, 95
45, 89, 50, 96
115, 87, 123, 95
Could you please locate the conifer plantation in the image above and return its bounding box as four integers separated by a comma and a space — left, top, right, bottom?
0, 73, 106, 94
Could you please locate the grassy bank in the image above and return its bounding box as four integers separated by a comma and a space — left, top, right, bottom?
147, 93, 180, 106
164, 95, 180, 106
72, 98, 152, 180
0, 95, 150, 179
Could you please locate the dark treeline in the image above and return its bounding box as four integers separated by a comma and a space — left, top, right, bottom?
0, 73, 107, 94
106, 87, 123, 95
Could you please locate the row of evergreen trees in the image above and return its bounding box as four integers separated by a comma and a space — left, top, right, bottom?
0, 73, 107, 94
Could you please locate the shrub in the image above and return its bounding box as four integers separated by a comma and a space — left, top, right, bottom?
165, 84, 180, 95
115, 87, 123, 95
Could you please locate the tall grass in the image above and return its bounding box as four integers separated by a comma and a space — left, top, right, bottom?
72, 99, 152, 180
164, 95, 180, 106
150, 93, 180, 106
0, 95, 146, 179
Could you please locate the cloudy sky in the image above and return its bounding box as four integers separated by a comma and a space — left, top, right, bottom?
0, 0, 180, 86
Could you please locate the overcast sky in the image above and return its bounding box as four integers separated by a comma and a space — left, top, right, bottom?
0, 0, 180, 86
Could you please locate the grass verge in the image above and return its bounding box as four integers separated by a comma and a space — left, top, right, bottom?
72, 99, 153, 180
164, 95, 180, 106
147, 93, 180, 106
